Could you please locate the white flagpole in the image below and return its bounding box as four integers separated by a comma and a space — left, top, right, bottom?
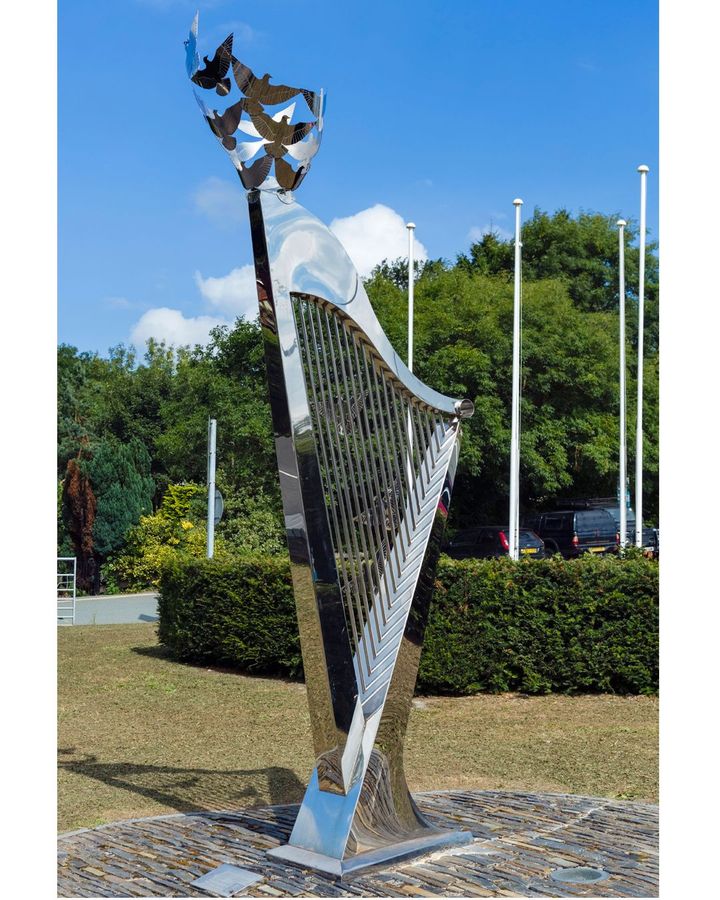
406, 222, 416, 485
617, 219, 628, 548
635, 166, 649, 547
407, 222, 416, 372
206, 417, 217, 559
509, 199, 523, 561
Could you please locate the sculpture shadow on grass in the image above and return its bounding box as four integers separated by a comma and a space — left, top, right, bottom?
58, 750, 305, 818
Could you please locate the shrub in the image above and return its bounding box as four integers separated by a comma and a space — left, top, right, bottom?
158, 555, 301, 675
107, 483, 216, 592
107, 483, 287, 593
216, 490, 286, 557
419, 555, 658, 695
158, 554, 658, 694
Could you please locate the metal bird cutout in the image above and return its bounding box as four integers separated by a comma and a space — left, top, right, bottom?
249, 109, 317, 157
185, 13, 324, 191
192, 33, 233, 95
203, 98, 262, 150
232, 58, 317, 113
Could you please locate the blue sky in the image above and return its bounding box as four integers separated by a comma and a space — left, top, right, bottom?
59, 0, 658, 354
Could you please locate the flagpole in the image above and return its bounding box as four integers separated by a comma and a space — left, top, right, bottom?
407, 222, 415, 372
206, 417, 217, 559
635, 166, 649, 547
617, 219, 628, 548
406, 222, 416, 486
509, 199, 523, 561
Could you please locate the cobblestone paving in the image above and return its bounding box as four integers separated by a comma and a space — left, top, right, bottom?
58, 790, 658, 897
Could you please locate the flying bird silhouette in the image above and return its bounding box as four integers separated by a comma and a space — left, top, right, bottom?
274, 157, 309, 191
204, 97, 262, 150
192, 33, 233, 95
240, 154, 274, 189
232, 57, 317, 112
249, 109, 317, 158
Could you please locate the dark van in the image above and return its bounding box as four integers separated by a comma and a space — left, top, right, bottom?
603, 506, 659, 557
523, 508, 618, 558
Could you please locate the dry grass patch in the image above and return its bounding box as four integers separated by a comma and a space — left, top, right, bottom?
58, 624, 657, 832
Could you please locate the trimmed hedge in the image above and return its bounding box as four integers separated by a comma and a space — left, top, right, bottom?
158, 554, 658, 694
158, 555, 301, 676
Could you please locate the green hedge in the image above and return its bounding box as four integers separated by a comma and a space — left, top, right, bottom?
158, 555, 302, 676
158, 554, 658, 694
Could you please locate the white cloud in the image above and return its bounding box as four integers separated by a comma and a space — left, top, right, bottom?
130, 308, 228, 349
468, 223, 512, 242
130, 203, 429, 349
193, 177, 246, 225
329, 204, 428, 278
194, 264, 258, 318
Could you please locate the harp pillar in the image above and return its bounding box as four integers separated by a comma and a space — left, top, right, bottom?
249, 189, 474, 877
183, 26, 474, 874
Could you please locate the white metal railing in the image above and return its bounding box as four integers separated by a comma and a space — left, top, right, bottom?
57, 557, 77, 626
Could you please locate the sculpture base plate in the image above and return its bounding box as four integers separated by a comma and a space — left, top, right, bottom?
266, 828, 473, 879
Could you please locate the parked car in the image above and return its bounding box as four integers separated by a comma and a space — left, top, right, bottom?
603, 506, 659, 557
445, 526, 546, 560
523, 508, 618, 558
555, 499, 659, 558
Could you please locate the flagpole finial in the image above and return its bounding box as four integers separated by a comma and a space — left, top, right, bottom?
637, 164, 649, 173
513, 198, 523, 206
617, 218, 627, 227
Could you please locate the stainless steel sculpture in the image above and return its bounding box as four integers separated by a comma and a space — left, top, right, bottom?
186, 16, 474, 877
186, 13, 324, 190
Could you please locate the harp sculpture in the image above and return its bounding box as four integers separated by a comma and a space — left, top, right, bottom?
185, 16, 475, 877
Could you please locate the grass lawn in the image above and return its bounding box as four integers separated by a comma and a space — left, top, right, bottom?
58, 624, 658, 833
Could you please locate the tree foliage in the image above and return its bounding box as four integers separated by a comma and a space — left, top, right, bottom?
366, 261, 658, 523
106, 483, 209, 591
82, 438, 155, 558
62, 457, 96, 589
58, 207, 659, 589
456, 209, 659, 348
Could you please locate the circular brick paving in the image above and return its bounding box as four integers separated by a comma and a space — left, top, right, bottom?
58, 789, 658, 897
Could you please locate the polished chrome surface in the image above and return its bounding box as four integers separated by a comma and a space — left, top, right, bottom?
184, 22, 475, 870
268, 828, 472, 878
248, 187, 473, 873
191, 864, 263, 893
185, 15, 324, 191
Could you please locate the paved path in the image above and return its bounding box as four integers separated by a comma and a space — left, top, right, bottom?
73, 593, 159, 625
58, 790, 658, 897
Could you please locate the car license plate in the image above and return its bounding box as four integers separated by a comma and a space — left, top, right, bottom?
521, 547, 537, 555
589, 547, 605, 553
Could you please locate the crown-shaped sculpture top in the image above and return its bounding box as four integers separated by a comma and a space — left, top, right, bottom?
184, 12, 325, 191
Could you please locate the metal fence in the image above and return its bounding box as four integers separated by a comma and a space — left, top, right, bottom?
57, 557, 77, 626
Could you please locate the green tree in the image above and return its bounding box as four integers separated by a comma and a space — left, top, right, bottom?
367, 263, 659, 524
57, 204, 660, 572
107, 483, 209, 591
458, 209, 658, 304
61, 455, 96, 590
368, 257, 447, 291
83, 437, 155, 559
58, 344, 106, 475
156, 321, 280, 502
